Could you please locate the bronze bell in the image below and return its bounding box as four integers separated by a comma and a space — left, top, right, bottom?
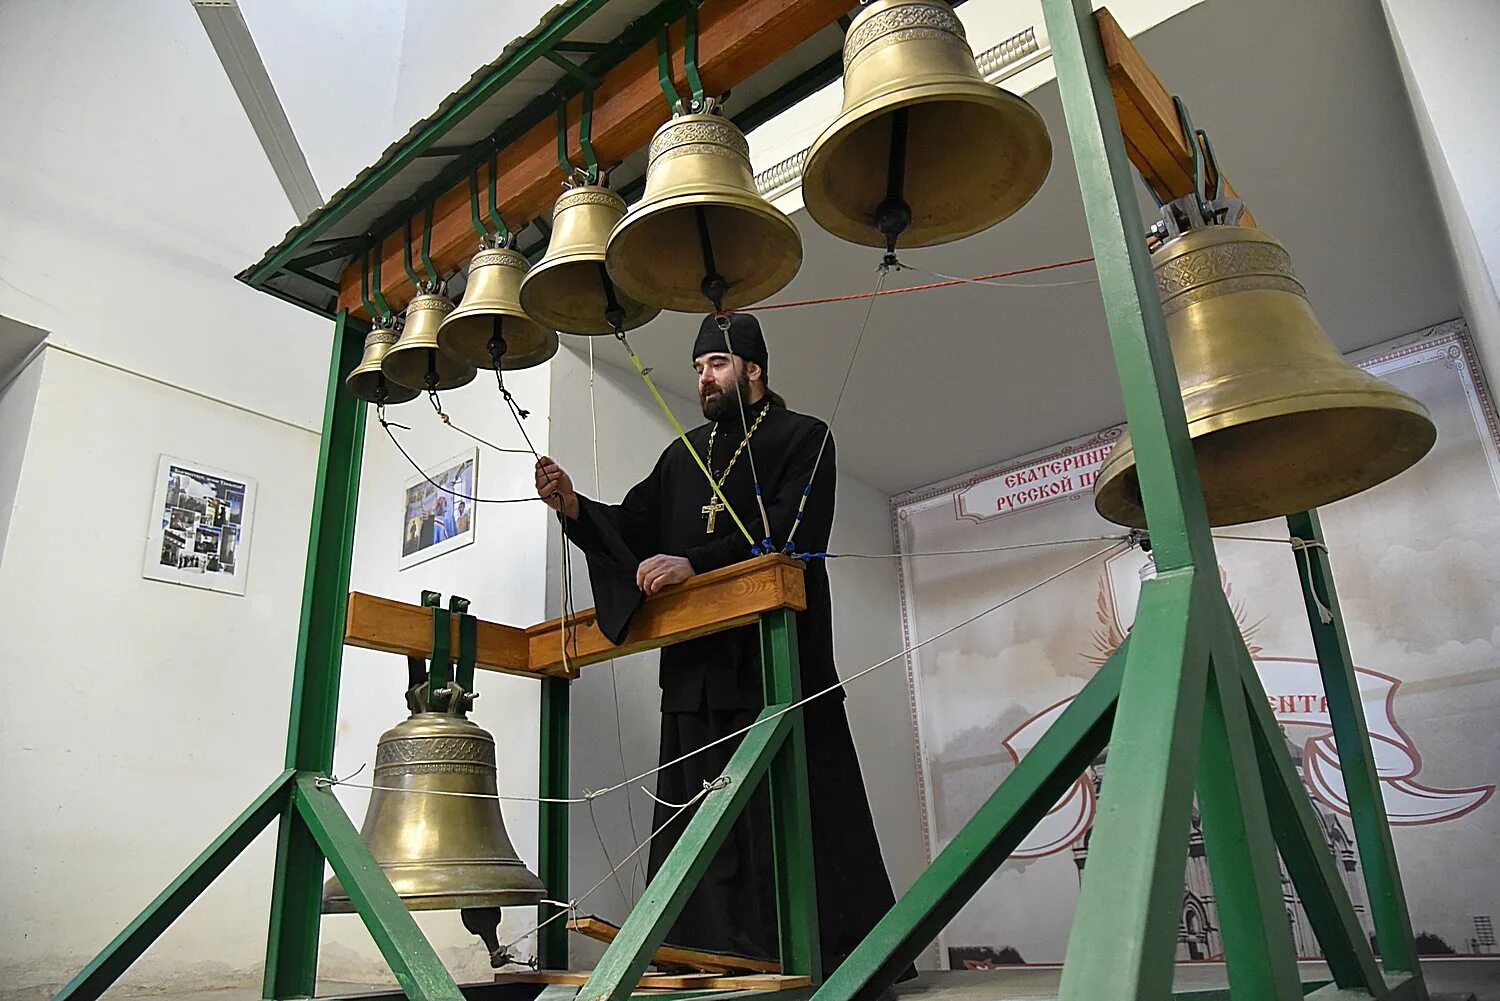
606, 104, 802, 312
347, 323, 420, 405
381, 292, 477, 392
322, 703, 546, 913
802, 0, 1051, 251
1093, 223, 1437, 528
439, 245, 558, 370
519, 184, 660, 335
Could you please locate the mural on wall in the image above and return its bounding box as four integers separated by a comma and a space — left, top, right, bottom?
894, 321, 1500, 966
142, 456, 257, 595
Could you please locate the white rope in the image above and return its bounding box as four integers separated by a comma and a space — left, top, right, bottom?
1289, 537, 1334, 623
814, 534, 1130, 560
911, 264, 1098, 290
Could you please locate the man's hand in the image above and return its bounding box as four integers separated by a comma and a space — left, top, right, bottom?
637, 554, 695, 595
535, 457, 579, 520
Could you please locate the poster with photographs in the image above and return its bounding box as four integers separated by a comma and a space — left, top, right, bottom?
401, 448, 477, 570
143, 456, 257, 595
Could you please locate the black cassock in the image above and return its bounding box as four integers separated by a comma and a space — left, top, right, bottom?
560, 395, 899, 973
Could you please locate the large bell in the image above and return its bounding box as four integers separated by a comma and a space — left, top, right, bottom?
438, 245, 558, 369
322, 708, 546, 913
346, 324, 420, 405
606, 107, 802, 312
801, 0, 1051, 251
519, 185, 660, 335
1094, 224, 1436, 528
381, 292, 477, 392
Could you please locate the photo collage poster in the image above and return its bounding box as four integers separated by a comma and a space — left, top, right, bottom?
143, 457, 256, 595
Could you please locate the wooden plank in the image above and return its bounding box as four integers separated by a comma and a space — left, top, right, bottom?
567, 916, 781, 974
337, 0, 849, 318
496, 972, 810, 992
343, 592, 542, 677
528, 554, 806, 673
1096, 8, 1256, 226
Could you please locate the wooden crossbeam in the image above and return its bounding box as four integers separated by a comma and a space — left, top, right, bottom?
567, 916, 782, 974
1098, 9, 1256, 225
336, 0, 849, 319
342, 555, 806, 679
496, 971, 811, 991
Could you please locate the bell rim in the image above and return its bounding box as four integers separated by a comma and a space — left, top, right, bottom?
345, 369, 421, 405
437, 309, 559, 371
519, 257, 662, 334
380, 347, 478, 391
1093, 394, 1437, 528
605, 192, 804, 312
803, 79, 1050, 249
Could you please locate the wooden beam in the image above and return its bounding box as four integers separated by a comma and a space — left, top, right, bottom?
1097, 8, 1256, 225
337, 0, 849, 319
343, 555, 805, 678
566, 916, 781, 974
527, 554, 806, 673
344, 592, 542, 677
495, 971, 811, 991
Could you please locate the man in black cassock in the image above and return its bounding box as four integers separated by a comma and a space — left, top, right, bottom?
534, 312, 900, 975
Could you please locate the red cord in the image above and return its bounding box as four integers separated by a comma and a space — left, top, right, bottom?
739, 256, 1096, 312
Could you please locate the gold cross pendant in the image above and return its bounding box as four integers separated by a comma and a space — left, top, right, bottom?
701, 496, 727, 533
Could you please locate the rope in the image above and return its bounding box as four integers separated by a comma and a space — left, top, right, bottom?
796, 534, 1131, 561
1289, 537, 1333, 624
613, 328, 756, 547
907, 264, 1098, 291
739, 257, 1095, 313
432, 409, 533, 455
378, 409, 541, 504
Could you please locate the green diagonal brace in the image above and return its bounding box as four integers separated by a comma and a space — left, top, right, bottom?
294, 775, 463, 1001
52, 771, 295, 1001
577, 707, 795, 1001
1288, 511, 1423, 977
809, 637, 1129, 1001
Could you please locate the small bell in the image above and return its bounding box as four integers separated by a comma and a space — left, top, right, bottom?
439, 245, 558, 370
802, 0, 1051, 252
346, 323, 420, 404
381, 292, 477, 392
519, 184, 660, 335
1094, 218, 1436, 528
322, 696, 546, 914
606, 104, 802, 312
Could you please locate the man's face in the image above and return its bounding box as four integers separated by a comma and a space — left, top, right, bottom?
695, 352, 755, 420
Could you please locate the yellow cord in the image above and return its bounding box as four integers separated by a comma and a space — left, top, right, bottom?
618, 337, 758, 548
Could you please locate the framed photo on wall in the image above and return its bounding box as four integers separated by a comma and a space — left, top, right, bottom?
143, 456, 257, 595
400, 447, 477, 570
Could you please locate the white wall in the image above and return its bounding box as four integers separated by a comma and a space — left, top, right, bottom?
0, 348, 47, 567
1379, 0, 1500, 383
543, 339, 922, 965
0, 349, 319, 992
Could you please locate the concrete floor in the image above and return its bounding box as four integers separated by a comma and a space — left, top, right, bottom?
14, 960, 1495, 1001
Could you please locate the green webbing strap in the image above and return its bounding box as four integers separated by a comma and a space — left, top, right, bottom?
656, 28, 680, 111
556, 105, 572, 176
684, 4, 705, 111
615, 335, 756, 547
469, 174, 488, 245
402, 217, 422, 291
427, 590, 452, 695
487, 156, 508, 245
360, 253, 380, 323
369, 243, 394, 323
579, 89, 598, 183
451, 595, 476, 695
420, 205, 438, 288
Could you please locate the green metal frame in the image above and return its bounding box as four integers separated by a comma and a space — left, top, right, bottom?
808, 4, 1429, 1001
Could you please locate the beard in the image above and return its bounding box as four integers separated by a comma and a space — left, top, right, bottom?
700, 372, 752, 421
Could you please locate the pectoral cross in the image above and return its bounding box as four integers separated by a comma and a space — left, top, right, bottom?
701, 496, 727, 533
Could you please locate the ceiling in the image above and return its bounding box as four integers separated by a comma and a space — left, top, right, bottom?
588, 0, 1462, 495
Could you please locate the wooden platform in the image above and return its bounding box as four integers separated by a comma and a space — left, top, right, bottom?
494, 971, 810, 993
566, 915, 781, 975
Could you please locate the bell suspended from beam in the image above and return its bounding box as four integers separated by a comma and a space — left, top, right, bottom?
606, 101, 803, 312
519, 183, 660, 335
801, 0, 1051, 256
381, 291, 477, 392
1093, 211, 1436, 529
322, 691, 546, 916
439, 244, 558, 370
346, 323, 420, 405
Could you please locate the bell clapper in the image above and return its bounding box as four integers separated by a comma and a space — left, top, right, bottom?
487, 315, 509, 371
694, 204, 730, 312
596, 261, 628, 333
460, 906, 510, 968
875, 107, 913, 269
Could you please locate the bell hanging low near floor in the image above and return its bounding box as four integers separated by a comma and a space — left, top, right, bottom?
520, 183, 661, 335
438, 244, 558, 370
381, 291, 477, 392
605, 102, 802, 312
1093, 206, 1437, 529
801, 0, 1052, 254
322, 696, 546, 916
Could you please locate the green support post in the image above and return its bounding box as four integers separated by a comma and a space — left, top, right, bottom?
264, 310, 370, 998
538, 675, 572, 970
759, 609, 819, 983
1288, 512, 1422, 977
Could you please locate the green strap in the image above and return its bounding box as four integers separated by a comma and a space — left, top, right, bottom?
579, 89, 598, 183
683, 4, 704, 111
452, 595, 476, 695
360, 252, 379, 321
402, 218, 422, 290
370, 243, 393, 323
487, 156, 508, 245
420, 205, 438, 288
468, 174, 488, 245
656, 28, 680, 110
556, 105, 573, 177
